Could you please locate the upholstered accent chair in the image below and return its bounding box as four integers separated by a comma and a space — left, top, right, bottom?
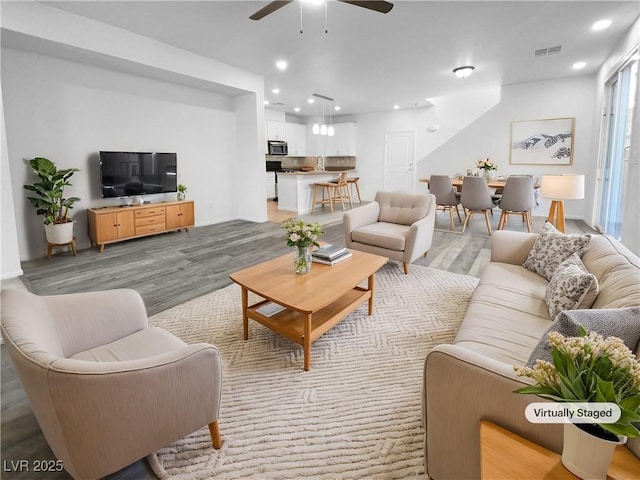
343, 191, 436, 274
460, 176, 495, 236
1, 288, 223, 480
497, 175, 536, 232
429, 175, 463, 231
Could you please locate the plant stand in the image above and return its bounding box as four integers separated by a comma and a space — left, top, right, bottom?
47, 237, 77, 260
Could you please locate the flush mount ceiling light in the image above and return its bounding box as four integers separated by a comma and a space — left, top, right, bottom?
272, 88, 280, 94
573, 61, 586, 70
453, 66, 475, 78
294, 107, 301, 112
275, 60, 288, 71
592, 19, 611, 31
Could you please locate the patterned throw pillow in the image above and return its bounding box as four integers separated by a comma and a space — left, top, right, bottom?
544, 253, 599, 320
523, 222, 591, 280
526, 307, 640, 367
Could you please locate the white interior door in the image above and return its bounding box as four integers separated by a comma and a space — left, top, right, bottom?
384, 131, 415, 192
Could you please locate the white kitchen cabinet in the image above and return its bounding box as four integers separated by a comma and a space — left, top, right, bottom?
266, 120, 286, 141
305, 122, 356, 156
331, 122, 357, 156
265, 172, 276, 199
285, 123, 307, 156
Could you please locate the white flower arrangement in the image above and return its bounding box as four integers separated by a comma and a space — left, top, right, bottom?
281, 218, 323, 249
476, 158, 498, 171
514, 328, 640, 438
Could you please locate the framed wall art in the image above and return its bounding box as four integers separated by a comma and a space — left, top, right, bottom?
509, 117, 575, 165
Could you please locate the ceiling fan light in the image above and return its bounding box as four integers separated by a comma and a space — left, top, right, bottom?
453, 66, 475, 78
320, 124, 328, 135
328, 125, 335, 136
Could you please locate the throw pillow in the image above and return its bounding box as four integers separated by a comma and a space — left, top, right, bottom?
522, 222, 591, 281
544, 253, 599, 320
526, 307, 640, 367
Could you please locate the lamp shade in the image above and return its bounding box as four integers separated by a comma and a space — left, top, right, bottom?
540, 174, 585, 200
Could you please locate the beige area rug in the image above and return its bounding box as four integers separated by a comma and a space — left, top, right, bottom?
147, 263, 479, 480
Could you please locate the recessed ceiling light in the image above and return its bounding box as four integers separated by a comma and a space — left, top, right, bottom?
573, 61, 587, 70
294, 107, 301, 112
592, 19, 611, 31
393, 104, 400, 110
334, 106, 341, 111
308, 98, 315, 104
453, 66, 475, 78
264, 100, 269, 105
272, 88, 280, 94
276, 60, 288, 71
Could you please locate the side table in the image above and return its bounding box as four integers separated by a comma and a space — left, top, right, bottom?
480, 420, 639, 480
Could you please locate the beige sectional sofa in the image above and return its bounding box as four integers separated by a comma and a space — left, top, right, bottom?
423, 230, 640, 480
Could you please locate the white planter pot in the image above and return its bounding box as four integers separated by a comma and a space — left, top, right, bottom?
562, 422, 626, 480
44, 222, 74, 244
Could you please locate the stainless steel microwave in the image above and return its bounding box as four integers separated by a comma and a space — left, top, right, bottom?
267, 140, 288, 155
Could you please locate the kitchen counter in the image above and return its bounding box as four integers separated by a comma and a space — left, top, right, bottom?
278, 169, 355, 176
278, 171, 358, 214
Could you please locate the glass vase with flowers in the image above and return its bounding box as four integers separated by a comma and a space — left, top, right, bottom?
281, 218, 323, 274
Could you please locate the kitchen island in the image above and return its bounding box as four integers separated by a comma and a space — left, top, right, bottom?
278, 170, 357, 214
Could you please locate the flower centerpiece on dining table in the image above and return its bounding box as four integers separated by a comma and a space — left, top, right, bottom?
476, 158, 498, 180
281, 218, 323, 274
513, 327, 640, 479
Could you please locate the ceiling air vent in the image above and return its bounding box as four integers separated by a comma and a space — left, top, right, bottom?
535, 46, 562, 57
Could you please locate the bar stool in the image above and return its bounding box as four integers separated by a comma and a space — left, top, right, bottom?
310, 181, 337, 212
346, 177, 362, 204
330, 173, 353, 210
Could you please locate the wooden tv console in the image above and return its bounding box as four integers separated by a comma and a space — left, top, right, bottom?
87, 200, 195, 252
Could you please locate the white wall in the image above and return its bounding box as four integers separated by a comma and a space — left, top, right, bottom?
343, 86, 502, 200
1, 1, 267, 266
2, 47, 238, 260
420, 76, 596, 219
0, 87, 23, 280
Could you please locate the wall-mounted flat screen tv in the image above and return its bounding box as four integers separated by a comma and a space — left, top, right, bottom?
99, 151, 177, 198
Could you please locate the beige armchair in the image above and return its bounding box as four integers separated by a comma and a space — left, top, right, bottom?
1, 288, 223, 480
343, 191, 436, 274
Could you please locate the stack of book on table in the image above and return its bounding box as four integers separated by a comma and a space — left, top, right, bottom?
311, 245, 352, 265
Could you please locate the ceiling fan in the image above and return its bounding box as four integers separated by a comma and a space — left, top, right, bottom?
249, 0, 394, 21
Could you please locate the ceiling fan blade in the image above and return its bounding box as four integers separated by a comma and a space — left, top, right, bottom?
338, 0, 393, 14
249, 1, 294, 21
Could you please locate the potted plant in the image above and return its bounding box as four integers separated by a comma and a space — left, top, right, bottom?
23, 157, 80, 244
177, 184, 187, 201
514, 328, 640, 479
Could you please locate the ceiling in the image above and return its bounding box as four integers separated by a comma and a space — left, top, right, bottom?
40, 1, 639, 118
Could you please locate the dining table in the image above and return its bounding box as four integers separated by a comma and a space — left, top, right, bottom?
419, 177, 541, 190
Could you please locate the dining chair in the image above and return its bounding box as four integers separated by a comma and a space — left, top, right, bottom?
429, 175, 462, 230
460, 176, 494, 235
496, 175, 536, 232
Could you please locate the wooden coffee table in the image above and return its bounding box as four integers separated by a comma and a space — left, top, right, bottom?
229, 249, 388, 371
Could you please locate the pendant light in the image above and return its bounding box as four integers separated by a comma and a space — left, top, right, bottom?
327, 104, 335, 136
320, 101, 328, 135
312, 100, 320, 134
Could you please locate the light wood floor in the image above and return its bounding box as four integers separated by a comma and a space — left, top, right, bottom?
1, 209, 594, 480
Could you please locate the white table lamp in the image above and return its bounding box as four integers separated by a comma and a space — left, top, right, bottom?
540, 174, 585, 233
